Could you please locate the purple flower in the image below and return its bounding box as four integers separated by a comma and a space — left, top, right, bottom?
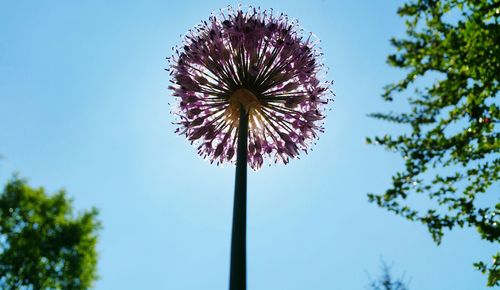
168, 6, 332, 170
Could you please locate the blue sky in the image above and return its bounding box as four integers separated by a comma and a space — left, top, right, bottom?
0, 1, 496, 289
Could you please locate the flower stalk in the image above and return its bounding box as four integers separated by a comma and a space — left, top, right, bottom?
229, 105, 248, 290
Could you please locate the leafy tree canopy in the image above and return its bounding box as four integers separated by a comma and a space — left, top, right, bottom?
0, 176, 101, 289
368, 261, 409, 290
367, 0, 499, 286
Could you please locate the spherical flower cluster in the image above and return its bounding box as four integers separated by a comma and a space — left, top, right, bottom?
168, 6, 331, 170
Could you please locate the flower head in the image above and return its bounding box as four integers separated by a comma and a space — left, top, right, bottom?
168, 6, 331, 170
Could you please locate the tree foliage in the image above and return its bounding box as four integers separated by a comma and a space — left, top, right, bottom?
367, 0, 499, 286
0, 176, 101, 289
367, 261, 409, 290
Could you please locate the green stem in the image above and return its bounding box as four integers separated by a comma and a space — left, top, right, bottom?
229, 106, 248, 290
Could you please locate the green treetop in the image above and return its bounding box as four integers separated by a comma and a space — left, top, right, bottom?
367, 0, 499, 286
0, 177, 101, 289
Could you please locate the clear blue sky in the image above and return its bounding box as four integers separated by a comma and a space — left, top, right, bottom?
0, 1, 496, 289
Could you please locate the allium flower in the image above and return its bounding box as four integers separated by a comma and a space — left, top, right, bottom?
168, 6, 331, 170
